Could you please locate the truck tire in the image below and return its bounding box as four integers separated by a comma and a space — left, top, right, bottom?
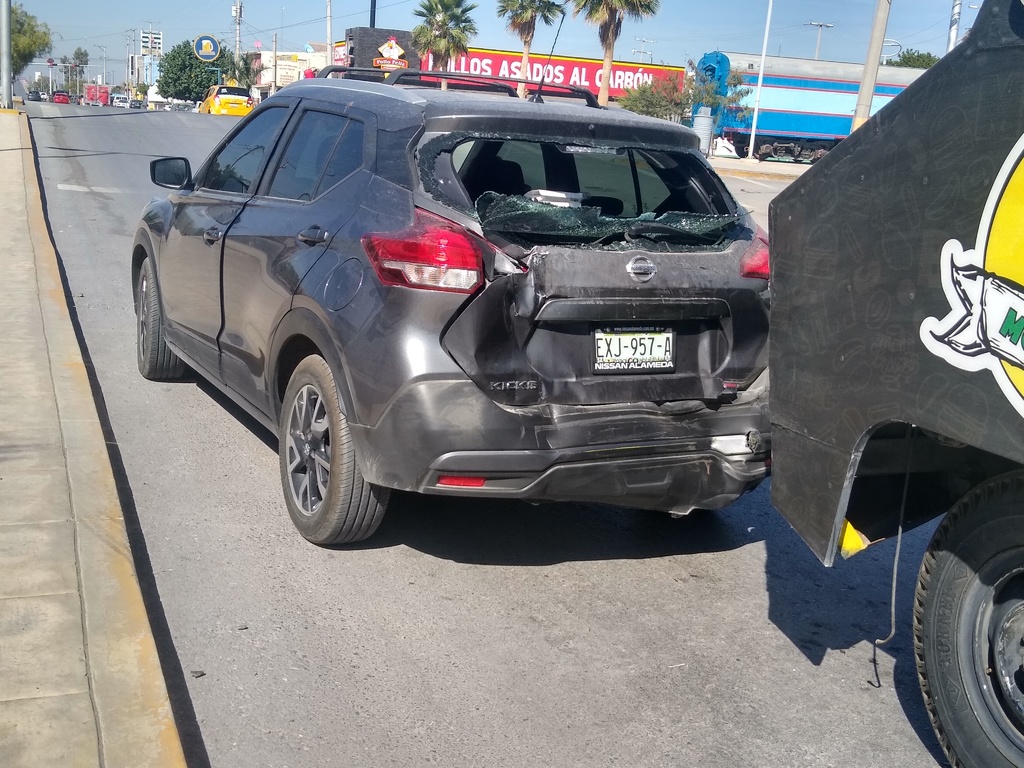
278, 355, 389, 545
915, 470, 1024, 768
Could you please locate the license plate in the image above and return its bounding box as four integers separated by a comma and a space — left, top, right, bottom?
594, 328, 675, 373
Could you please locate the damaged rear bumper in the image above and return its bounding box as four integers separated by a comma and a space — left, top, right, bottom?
422, 436, 770, 514
349, 370, 770, 514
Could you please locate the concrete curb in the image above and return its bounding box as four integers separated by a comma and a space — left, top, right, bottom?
19, 112, 187, 767
707, 158, 809, 183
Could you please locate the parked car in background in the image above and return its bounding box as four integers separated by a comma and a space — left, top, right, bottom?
132, 70, 771, 546
26, 90, 41, 102
197, 84, 254, 116
111, 93, 130, 108
39, 92, 48, 102
129, 99, 144, 109
52, 91, 71, 104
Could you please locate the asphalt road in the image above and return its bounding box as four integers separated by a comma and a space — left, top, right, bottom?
28, 101, 945, 768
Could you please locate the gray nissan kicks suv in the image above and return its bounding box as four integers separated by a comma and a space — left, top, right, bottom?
133, 69, 770, 545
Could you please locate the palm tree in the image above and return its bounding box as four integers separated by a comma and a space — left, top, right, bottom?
497, 0, 564, 98
572, 0, 660, 106
220, 50, 265, 91
412, 0, 479, 82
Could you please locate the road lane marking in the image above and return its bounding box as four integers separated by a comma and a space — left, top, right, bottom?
57, 184, 127, 194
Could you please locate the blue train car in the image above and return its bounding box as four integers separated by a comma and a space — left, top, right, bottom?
699, 51, 926, 161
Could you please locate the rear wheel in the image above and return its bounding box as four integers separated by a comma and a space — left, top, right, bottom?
135, 257, 185, 380
915, 471, 1024, 768
279, 355, 389, 545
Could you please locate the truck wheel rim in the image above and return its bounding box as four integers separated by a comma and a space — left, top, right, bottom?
970, 556, 1024, 751
284, 383, 331, 517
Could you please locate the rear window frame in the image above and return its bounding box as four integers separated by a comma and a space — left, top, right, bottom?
418, 131, 739, 219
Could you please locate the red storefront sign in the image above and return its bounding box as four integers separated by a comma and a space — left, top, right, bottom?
421, 47, 685, 99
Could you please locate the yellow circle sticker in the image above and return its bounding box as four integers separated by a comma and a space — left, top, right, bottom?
921, 133, 1024, 417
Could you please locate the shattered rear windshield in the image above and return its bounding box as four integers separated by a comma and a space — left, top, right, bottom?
422, 136, 740, 249
475, 192, 739, 251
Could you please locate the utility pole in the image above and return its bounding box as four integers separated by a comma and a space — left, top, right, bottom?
233, 1, 243, 60
631, 37, 655, 63
370, 0, 377, 29
805, 21, 833, 60
142, 21, 159, 85
97, 45, 107, 86
271, 33, 278, 96
747, 0, 774, 160
947, 0, 962, 53
853, 0, 891, 131
1, 0, 11, 109
327, 0, 332, 57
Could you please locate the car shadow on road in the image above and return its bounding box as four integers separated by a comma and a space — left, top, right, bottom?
355, 487, 765, 566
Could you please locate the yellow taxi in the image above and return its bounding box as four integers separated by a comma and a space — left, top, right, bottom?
198, 85, 254, 116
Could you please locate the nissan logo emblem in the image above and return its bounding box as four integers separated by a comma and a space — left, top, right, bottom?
626, 255, 657, 283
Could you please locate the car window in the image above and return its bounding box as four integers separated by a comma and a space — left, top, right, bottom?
267, 111, 364, 201
496, 141, 545, 191
315, 119, 364, 197
202, 107, 289, 194
218, 87, 250, 98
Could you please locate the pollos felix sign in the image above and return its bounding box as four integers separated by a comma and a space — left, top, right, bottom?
421, 47, 685, 99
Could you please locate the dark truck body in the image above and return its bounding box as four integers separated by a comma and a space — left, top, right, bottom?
769, 2, 1024, 766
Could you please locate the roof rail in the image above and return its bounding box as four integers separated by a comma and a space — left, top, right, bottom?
314, 66, 390, 81
313, 65, 602, 108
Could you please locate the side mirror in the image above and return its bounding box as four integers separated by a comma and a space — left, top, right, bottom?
150, 157, 192, 189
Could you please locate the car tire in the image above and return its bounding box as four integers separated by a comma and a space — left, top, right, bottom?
279, 355, 389, 545
914, 470, 1024, 768
136, 257, 185, 380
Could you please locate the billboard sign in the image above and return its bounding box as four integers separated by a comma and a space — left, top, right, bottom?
422, 47, 685, 99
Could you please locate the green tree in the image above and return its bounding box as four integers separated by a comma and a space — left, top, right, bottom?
888, 48, 939, 69
219, 50, 265, 90
60, 47, 89, 97
620, 62, 751, 128
684, 61, 750, 122
617, 72, 685, 119
13, 4, 52, 75
157, 40, 221, 102
572, 0, 660, 107
497, 0, 564, 97
411, 0, 479, 77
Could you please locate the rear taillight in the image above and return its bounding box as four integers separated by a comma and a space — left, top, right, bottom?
740, 227, 770, 280
362, 209, 485, 293
247, 97, 254, 107
213, 96, 221, 107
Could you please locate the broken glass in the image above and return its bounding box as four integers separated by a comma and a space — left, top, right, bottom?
475, 192, 740, 252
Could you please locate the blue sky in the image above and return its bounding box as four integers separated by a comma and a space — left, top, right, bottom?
29, 0, 977, 76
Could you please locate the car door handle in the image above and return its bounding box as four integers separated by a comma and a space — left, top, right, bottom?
297, 226, 327, 246
203, 227, 223, 245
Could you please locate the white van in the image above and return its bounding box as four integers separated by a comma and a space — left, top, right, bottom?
111, 93, 129, 109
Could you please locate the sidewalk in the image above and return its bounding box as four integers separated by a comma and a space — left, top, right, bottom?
0, 110, 186, 767
707, 154, 810, 182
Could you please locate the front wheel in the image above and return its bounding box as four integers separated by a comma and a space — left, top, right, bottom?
278, 355, 389, 545
915, 471, 1024, 768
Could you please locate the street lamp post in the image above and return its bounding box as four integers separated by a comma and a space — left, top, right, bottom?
1, 0, 12, 109
747, 0, 774, 160
96, 45, 107, 86
805, 21, 834, 60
